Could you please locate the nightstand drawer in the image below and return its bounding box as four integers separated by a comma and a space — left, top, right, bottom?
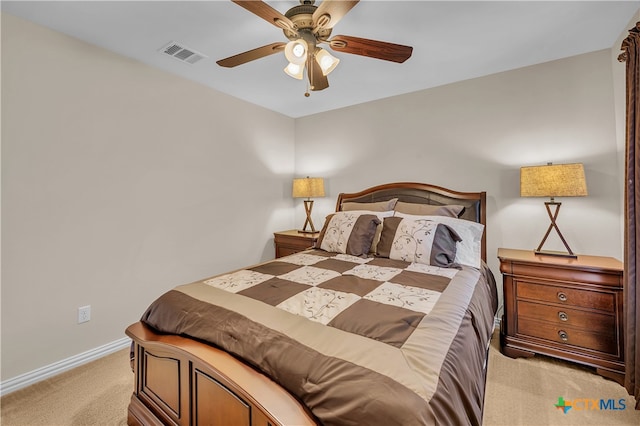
516, 281, 615, 312
517, 300, 614, 334
277, 246, 306, 258
517, 318, 617, 355
505, 261, 622, 287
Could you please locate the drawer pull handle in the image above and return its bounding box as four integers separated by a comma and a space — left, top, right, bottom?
558, 330, 569, 341
558, 311, 569, 321
557, 292, 568, 302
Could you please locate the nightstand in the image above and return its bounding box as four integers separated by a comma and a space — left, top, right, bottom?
273, 230, 319, 258
498, 248, 624, 384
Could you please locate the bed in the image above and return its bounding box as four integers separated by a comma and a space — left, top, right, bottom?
125, 182, 498, 426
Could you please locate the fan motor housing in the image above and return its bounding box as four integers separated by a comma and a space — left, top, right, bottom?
283, 4, 332, 41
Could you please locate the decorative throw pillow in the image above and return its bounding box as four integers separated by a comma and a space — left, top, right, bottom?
394, 201, 465, 218
317, 212, 381, 256
394, 212, 484, 269
377, 217, 461, 267
341, 198, 398, 212
339, 210, 395, 254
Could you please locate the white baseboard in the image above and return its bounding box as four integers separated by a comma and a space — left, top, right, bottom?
0, 337, 131, 397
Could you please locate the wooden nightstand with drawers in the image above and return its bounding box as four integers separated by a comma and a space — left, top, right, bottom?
498, 248, 624, 384
273, 230, 319, 258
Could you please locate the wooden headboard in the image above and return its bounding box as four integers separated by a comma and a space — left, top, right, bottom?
335, 182, 487, 261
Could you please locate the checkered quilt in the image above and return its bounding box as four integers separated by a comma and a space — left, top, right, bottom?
141, 249, 498, 426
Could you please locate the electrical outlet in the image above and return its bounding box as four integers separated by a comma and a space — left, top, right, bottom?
78, 305, 91, 324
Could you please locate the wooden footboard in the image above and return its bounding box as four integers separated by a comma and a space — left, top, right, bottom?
125, 322, 318, 426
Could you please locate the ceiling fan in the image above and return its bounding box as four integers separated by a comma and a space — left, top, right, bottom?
216, 0, 413, 92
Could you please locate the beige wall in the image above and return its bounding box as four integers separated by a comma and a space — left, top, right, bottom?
1, 13, 296, 380
296, 49, 623, 318
1, 12, 630, 383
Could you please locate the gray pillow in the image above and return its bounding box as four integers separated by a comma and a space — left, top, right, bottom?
341, 198, 398, 212
394, 201, 465, 217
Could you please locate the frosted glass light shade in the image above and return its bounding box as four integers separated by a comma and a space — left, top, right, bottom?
284, 40, 308, 65
284, 62, 304, 79
315, 49, 339, 76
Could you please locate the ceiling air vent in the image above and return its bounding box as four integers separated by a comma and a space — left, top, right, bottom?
159, 41, 207, 64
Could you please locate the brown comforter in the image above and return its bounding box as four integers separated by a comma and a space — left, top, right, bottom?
141, 249, 498, 426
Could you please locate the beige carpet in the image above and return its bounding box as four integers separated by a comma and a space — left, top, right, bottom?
1, 331, 639, 425
483, 331, 639, 426
1, 349, 131, 426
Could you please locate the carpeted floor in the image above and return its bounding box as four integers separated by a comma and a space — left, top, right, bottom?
1, 348, 131, 426
1, 330, 639, 425
483, 331, 639, 425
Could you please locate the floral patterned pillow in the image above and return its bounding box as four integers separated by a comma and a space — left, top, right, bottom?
377, 217, 461, 267
394, 213, 484, 269
317, 212, 381, 257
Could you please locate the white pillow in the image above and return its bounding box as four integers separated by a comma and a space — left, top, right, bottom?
394, 212, 484, 269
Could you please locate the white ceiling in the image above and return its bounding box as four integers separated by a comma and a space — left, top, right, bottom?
3, 1, 639, 118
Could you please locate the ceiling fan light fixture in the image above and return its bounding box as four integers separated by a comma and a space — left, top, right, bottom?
284, 39, 308, 65
315, 48, 340, 76
218, 1, 414, 93
284, 62, 304, 80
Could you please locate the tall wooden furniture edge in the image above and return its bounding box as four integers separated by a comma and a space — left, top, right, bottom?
125, 182, 487, 425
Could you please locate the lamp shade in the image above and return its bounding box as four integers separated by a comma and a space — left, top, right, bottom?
284, 62, 304, 80
315, 48, 340, 76
520, 163, 587, 198
284, 39, 308, 65
292, 177, 325, 198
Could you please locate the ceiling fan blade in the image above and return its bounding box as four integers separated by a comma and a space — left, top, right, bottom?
307, 55, 329, 91
329, 35, 413, 63
217, 42, 286, 68
313, 0, 359, 31
232, 0, 295, 31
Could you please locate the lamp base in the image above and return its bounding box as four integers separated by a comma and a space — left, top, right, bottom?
299, 200, 317, 233
534, 249, 577, 259
533, 201, 578, 259
298, 229, 319, 234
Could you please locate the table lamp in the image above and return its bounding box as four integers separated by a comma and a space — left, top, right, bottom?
520, 163, 587, 258
292, 177, 325, 233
